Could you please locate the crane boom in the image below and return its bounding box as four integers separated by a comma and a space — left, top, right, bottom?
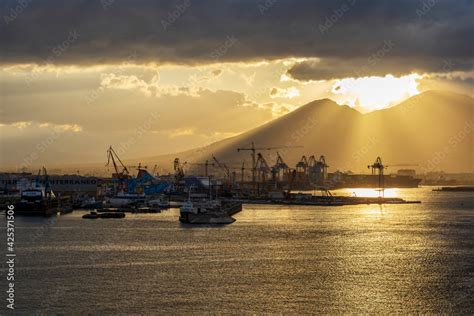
187, 160, 213, 176
237, 141, 303, 183
212, 155, 230, 180
106, 146, 130, 178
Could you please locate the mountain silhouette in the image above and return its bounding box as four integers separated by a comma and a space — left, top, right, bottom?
130, 90, 474, 174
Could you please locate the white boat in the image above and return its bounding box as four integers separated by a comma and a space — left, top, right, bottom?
147, 195, 170, 208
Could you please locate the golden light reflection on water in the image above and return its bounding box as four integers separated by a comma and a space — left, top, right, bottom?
339, 188, 399, 198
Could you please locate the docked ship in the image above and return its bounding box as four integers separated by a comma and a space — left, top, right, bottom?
332, 173, 422, 189
15, 168, 71, 216
15, 188, 59, 216
179, 199, 242, 224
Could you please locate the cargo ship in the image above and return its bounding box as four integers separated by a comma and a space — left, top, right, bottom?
433, 186, 474, 192
332, 174, 422, 189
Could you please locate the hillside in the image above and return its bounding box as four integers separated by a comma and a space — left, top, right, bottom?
40, 90, 473, 176
135, 90, 473, 174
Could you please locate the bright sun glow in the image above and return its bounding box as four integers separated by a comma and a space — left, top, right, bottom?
343, 188, 399, 198
332, 74, 421, 112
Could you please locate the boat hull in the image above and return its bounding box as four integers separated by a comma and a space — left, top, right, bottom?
14, 201, 58, 216
179, 213, 235, 224
179, 202, 242, 224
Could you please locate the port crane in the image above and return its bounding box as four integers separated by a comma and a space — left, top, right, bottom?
286, 168, 297, 197
35, 167, 54, 197
272, 152, 289, 182
296, 155, 309, 174
212, 155, 231, 181
106, 146, 130, 179
186, 160, 213, 177
225, 162, 249, 183
307, 155, 316, 168
255, 153, 271, 183
126, 163, 148, 170
316, 155, 329, 180
173, 158, 187, 181
368, 156, 386, 196
237, 142, 303, 183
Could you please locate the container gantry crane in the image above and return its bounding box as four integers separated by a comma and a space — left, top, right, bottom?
296, 155, 309, 174
316, 155, 329, 180
368, 156, 387, 196
237, 142, 303, 183
272, 152, 289, 182
255, 153, 271, 183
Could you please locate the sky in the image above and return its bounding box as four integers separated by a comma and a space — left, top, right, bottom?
0, 0, 473, 168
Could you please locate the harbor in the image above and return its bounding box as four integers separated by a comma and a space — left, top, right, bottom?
0, 145, 430, 224
2, 186, 473, 314
1, 1, 473, 313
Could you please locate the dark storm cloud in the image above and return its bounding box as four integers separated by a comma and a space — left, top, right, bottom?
287, 56, 474, 81
1, 0, 473, 78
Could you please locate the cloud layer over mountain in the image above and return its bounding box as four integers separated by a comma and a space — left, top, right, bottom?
2, 0, 473, 79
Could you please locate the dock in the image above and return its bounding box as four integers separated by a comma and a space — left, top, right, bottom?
230, 196, 421, 207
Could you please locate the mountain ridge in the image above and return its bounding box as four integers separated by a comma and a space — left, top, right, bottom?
134, 89, 473, 174
10, 90, 471, 175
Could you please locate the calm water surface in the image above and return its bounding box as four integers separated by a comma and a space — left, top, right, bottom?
1, 187, 473, 314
